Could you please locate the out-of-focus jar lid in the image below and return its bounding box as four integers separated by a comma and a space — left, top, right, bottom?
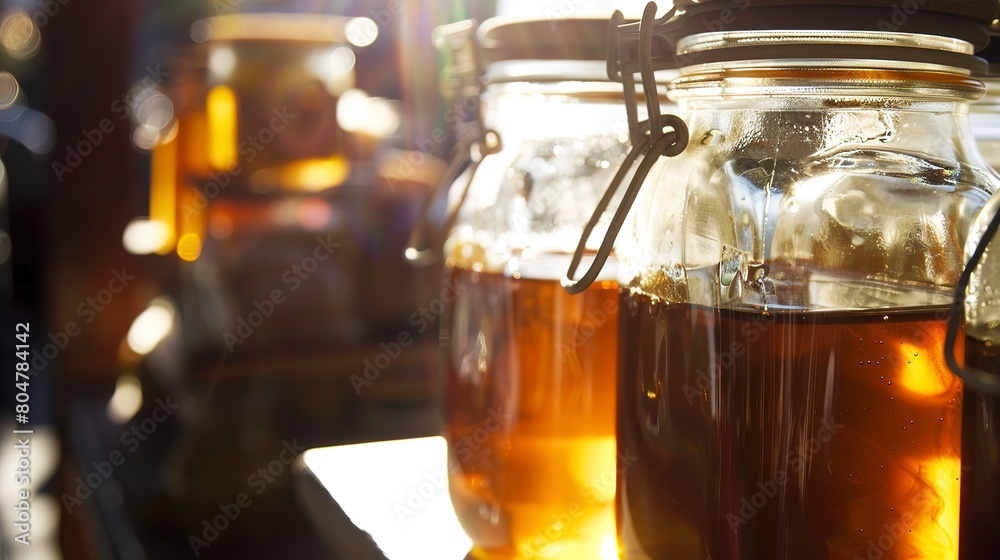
196, 13, 354, 44
437, 16, 642, 84
477, 17, 611, 63
613, 0, 1000, 74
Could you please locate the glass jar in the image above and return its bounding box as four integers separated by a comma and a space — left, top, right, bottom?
592, 7, 1000, 559
435, 17, 639, 560
960, 76, 1000, 558
172, 14, 370, 355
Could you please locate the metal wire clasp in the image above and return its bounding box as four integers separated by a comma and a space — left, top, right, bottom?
406, 20, 501, 266
946, 204, 1000, 394
563, 2, 689, 294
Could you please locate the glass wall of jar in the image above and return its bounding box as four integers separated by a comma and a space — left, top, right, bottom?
432, 17, 651, 560
589, 3, 1000, 559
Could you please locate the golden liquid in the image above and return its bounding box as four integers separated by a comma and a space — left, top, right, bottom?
618, 297, 963, 560
444, 268, 619, 559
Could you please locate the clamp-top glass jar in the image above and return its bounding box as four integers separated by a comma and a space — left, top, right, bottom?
960, 68, 1000, 559
429, 16, 643, 560
570, 2, 1000, 559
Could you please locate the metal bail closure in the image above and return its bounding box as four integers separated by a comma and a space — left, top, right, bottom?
405, 130, 500, 265
945, 204, 1000, 394
563, 2, 688, 295
406, 20, 500, 266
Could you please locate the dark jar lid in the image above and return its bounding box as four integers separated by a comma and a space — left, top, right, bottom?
668, 0, 999, 50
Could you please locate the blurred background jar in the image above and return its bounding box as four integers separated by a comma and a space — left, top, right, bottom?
113, 5, 449, 552
429, 14, 647, 560
587, 2, 1000, 559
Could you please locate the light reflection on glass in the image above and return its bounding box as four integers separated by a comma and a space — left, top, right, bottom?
207, 85, 237, 170
107, 373, 144, 424
208, 46, 236, 80
177, 232, 203, 262
148, 125, 178, 253
126, 298, 176, 356
908, 458, 961, 560
336, 88, 399, 138
190, 19, 212, 43
0, 10, 40, 60
278, 156, 351, 192
0, 71, 18, 109
345, 17, 378, 47
122, 218, 170, 255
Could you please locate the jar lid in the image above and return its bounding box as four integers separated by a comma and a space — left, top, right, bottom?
610, 1, 997, 79
667, 0, 999, 49
199, 13, 354, 43
477, 17, 612, 63
674, 0, 999, 24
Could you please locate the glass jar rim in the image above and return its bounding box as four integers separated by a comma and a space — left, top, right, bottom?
669, 66, 984, 101
670, 30, 985, 75
678, 30, 974, 58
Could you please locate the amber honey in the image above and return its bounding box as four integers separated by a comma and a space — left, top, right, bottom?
618, 297, 963, 560
444, 266, 619, 559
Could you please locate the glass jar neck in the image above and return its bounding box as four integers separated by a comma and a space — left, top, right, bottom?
670, 31, 984, 104
671, 58, 984, 164
673, 94, 984, 174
